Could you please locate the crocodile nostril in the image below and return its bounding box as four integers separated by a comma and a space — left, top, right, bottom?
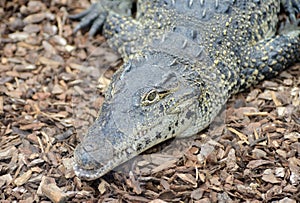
84, 143, 96, 152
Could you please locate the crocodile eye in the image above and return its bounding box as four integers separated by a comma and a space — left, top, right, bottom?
147, 91, 157, 101
142, 90, 159, 105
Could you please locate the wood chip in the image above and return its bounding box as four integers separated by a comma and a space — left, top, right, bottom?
149, 199, 168, 203
98, 179, 109, 195
227, 127, 249, 144
0, 146, 17, 160
151, 159, 177, 174
14, 170, 32, 186
271, 91, 282, 106
177, 173, 197, 186
39, 176, 67, 203
243, 112, 269, 116
0, 96, 3, 114
39, 56, 61, 66
23, 13, 54, 24
0, 174, 13, 188
246, 160, 273, 169
262, 169, 280, 183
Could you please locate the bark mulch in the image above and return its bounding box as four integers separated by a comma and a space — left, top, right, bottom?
1, 1, 300, 202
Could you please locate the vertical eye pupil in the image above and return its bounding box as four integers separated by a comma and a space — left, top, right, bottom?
147, 91, 157, 101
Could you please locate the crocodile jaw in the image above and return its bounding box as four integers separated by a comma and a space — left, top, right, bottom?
73, 112, 187, 180
73, 100, 201, 180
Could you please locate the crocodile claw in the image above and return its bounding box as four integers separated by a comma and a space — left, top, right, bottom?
69, 3, 108, 36
69, 1, 132, 36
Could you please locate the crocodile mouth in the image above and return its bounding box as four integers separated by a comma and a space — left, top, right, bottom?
73, 139, 117, 180
73, 144, 137, 180
73, 119, 177, 180
73, 159, 114, 181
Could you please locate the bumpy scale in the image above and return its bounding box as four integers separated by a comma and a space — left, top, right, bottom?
70, 0, 300, 180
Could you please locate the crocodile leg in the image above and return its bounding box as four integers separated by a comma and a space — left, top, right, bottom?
238, 30, 300, 91
70, 0, 161, 57
69, 0, 133, 36
103, 14, 145, 58
237, 1, 300, 91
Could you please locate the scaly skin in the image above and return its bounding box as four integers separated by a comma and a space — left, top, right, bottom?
70, 0, 300, 180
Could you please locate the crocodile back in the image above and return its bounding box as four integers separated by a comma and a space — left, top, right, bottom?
139, 0, 280, 52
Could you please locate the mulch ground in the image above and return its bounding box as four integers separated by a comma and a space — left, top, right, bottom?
1, 0, 300, 202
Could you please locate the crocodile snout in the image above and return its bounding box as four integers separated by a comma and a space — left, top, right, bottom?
73, 125, 115, 170
74, 144, 101, 170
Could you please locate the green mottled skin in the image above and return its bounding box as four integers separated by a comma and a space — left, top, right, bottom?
70, 0, 300, 180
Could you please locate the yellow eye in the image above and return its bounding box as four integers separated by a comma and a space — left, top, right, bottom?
147, 91, 157, 101
142, 90, 159, 105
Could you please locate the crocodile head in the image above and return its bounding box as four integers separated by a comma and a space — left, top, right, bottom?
73, 51, 219, 180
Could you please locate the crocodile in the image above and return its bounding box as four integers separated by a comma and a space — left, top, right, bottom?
70, 0, 300, 180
